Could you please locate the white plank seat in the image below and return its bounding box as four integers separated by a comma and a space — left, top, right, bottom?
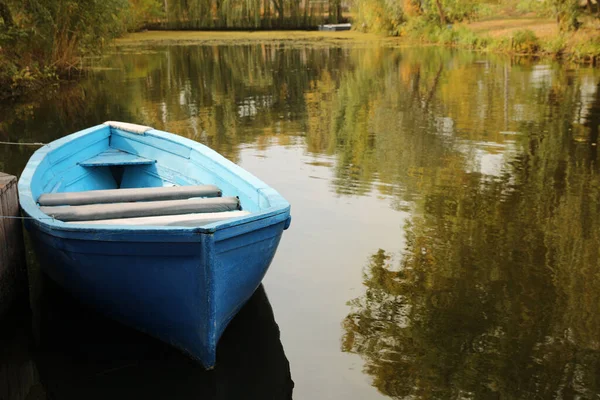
38, 185, 222, 206
78, 148, 156, 167
40, 197, 241, 222
67, 211, 251, 227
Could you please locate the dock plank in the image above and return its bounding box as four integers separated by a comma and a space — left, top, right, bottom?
0, 173, 26, 316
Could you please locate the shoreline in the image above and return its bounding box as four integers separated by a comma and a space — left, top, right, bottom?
4, 22, 596, 100
115, 26, 600, 64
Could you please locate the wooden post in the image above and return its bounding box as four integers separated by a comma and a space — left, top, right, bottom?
0, 172, 26, 317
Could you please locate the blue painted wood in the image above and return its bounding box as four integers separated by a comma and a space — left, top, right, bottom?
18, 122, 292, 369
79, 148, 156, 167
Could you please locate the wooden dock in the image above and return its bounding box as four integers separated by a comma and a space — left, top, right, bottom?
0, 172, 26, 317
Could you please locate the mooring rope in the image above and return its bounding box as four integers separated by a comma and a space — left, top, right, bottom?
0, 141, 46, 146
0, 215, 56, 221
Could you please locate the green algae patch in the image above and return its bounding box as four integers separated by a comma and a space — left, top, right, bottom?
115, 30, 394, 48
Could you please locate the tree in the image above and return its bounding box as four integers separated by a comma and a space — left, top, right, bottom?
547, 0, 580, 30
0, 0, 14, 28
434, 0, 446, 24
329, 0, 342, 23
124, 0, 164, 31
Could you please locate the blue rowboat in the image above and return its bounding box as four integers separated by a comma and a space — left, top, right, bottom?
18, 121, 291, 369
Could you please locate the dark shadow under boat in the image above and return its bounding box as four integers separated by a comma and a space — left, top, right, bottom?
0, 277, 293, 400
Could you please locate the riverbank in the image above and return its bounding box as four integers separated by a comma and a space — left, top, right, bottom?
405, 16, 600, 63
4, 18, 598, 100
116, 22, 600, 63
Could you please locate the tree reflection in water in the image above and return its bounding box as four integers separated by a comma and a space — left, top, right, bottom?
342, 104, 600, 398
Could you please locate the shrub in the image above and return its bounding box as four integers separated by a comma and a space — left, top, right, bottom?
0, 0, 129, 97
512, 29, 540, 54
454, 26, 480, 48
541, 34, 567, 57
418, 0, 479, 24
571, 40, 600, 63
354, 0, 406, 35
516, 0, 546, 15
121, 0, 164, 32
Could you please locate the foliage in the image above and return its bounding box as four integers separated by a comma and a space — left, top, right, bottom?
158, 0, 332, 29
24, 0, 128, 65
391, 9, 600, 62
402, 22, 490, 50
570, 37, 600, 63
424, 0, 479, 23
354, 0, 405, 34
121, 0, 164, 31
0, 0, 128, 98
546, 0, 581, 31
516, 0, 548, 14
385, 0, 479, 28
454, 27, 489, 48
511, 29, 540, 53
475, 2, 495, 18
541, 33, 567, 56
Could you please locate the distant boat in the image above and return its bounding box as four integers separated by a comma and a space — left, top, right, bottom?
318, 23, 351, 31
18, 121, 292, 369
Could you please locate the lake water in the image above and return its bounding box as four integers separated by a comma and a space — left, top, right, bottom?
1, 42, 600, 399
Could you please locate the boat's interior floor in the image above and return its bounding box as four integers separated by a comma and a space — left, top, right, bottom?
33, 127, 259, 228
38, 185, 248, 227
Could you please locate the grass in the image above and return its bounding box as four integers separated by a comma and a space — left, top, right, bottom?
400, 15, 600, 63
467, 17, 558, 39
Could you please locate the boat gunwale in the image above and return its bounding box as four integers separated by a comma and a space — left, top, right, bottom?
18, 124, 291, 237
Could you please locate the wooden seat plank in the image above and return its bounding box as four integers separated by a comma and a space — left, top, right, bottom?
67, 211, 250, 227
78, 148, 156, 167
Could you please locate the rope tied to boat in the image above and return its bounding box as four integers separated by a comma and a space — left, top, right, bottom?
0, 141, 46, 146
0, 215, 56, 221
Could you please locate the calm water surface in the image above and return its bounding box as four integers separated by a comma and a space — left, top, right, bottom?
1, 43, 600, 399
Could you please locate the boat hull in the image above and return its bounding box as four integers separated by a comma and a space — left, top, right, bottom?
24, 212, 288, 368
19, 122, 292, 368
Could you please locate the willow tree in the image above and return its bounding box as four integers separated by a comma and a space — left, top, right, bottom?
124, 0, 164, 30
162, 0, 325, 28
545, 0, 581, 30
329, 0, 342, 23
19, 0, 128, 69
